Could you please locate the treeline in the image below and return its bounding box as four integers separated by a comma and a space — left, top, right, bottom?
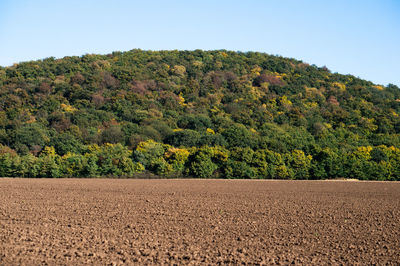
0, 142, 399, 180
0, 49, 400, 179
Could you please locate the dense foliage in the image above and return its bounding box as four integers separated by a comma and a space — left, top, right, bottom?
0, 49, 399, 180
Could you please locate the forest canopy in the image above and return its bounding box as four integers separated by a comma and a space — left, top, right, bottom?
0, 49, 399, 180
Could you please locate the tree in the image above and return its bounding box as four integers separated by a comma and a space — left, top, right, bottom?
225, 160, 255, 179
286, 150, 312, 180
165, 130, 201, 147
186, 146, 228, 178
14, 123, 50, 151
51, 133, 82, 155
222, 124, 254, 148
310, 148, 341, 179
177, 115, 212, 131
164, 147, 190, 173
133, 140, 173, 176
100, 125, 124, 144
187, 149, 217, 178
0, 49, 399, 180
37, 147, 62, 178
251, 149, 290, 179
95, 143, 144, 177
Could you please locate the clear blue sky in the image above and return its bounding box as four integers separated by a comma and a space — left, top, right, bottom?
1, 0, 399, 86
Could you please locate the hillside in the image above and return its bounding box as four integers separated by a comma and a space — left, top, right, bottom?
0, 49, 399, 180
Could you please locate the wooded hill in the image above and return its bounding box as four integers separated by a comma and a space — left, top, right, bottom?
0, 49, 399, 180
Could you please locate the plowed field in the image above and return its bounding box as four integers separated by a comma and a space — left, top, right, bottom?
1, 179, 399, 265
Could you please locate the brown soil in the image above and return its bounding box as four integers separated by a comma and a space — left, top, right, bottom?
1, 179, 399, 265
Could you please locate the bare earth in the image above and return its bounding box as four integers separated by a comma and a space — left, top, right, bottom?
0, 179, 399, 265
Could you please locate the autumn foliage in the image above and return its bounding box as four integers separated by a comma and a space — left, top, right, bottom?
0, 49, 399, 180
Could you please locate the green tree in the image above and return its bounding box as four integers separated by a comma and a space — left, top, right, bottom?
94, 143, 144, 177
222, 124, 254, 148
310, 148, 341, 179
166, 130, 201, 147
14, 123, 51, 151
186, 146, 228, 178
286, 150, 312, 179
